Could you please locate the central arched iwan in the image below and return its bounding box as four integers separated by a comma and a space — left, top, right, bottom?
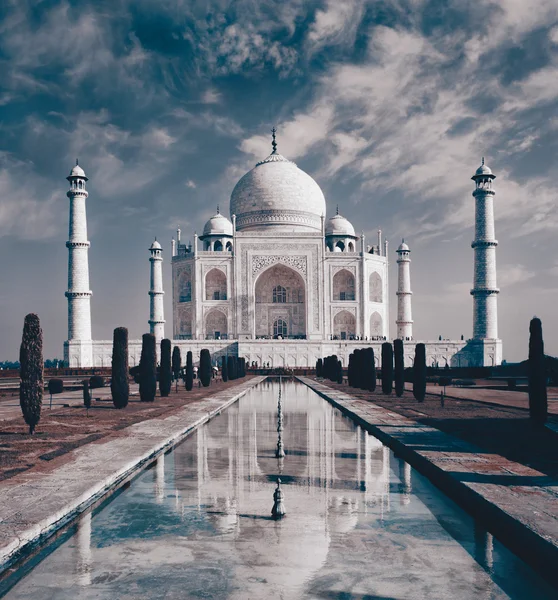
255, 264, 306, 338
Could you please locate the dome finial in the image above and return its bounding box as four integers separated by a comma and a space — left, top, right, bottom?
271, 126, 277, 154
216, 205, 220, 215
481, 156, 485, 166
336, 204, 339, 216
76, 158, 79, 166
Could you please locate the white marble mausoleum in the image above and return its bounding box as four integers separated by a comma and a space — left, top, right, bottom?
64, 134, 502, 369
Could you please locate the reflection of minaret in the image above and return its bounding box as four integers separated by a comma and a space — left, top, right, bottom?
155, 453, 165, 503
276, 384, 285, 459
75, 511, 92, 586
399, 460, 412, 506
474, 523, 494, 573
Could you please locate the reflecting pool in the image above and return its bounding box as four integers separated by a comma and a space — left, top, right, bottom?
1, 381, 555, 599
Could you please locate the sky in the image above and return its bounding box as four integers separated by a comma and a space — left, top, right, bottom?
1, 0, 558, 362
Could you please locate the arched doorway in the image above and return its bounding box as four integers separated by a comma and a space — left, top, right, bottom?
205, 310, 227, 339
205, 269, 227, 300
255, 264, 306, 339
333, 310, 355, 339
333, 269, 355, 301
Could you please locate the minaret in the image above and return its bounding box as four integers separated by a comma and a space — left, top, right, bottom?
149, 239, 165, 344
65, 160, 92, 366
396, 240, 413, 339
471, 158, 499, 340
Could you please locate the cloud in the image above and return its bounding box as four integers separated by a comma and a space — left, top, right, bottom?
498, 264, 535, 287
307, 0, 366, 52
186, 180, 196, 188
201, 89, 222, 104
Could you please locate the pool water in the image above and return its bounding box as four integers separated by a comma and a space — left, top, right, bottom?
1, 381, 555, 599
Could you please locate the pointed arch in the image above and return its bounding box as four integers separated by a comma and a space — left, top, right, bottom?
370, 311, 383, 337
369, 271, 382, 303
205, 309, 227, 339
333, 269, 355, 301
205, 268, 227, 300
333, 310, 355, 339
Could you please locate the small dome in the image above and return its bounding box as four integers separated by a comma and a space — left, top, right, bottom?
397, 240, 410, 252
325, 213, 356, 237
474, 158, 493, 177
69, 163, 86, 178
203, 211, 233, 237
150, 239, 162, 250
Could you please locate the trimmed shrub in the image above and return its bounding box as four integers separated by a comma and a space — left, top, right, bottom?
221, 355, 229, 382
89, 375, 105, 389
159, 339, 172, 398
111, 327, 129, 409
347, 353, 354, 386
139, 333, 157, 402
19, 313, 43, 434
185, 351, 193, 391
356, 349, 367, 389
413, 343, 427, 403
172, 346, 181, 390
528, 317, 547, 425
394, 339, 404, 397
316, 358, 323, 378
337, 360, 343, 384
48, 378, 63, 409
129, 365, 140, 384
199, 349, 212, 387
381, 343, 393, 395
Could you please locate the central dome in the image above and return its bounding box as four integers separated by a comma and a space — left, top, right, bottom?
230, 152, 326, 232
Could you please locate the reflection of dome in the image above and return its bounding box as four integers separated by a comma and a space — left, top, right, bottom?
230, 152, 326, 232
325, 213, 356, 237
203, 211, 233, 237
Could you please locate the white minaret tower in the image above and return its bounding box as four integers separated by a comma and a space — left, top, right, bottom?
471, 158, 499, 340
65, 160, 93, 367
396, 240, 413, 339
149, 239, 165, 344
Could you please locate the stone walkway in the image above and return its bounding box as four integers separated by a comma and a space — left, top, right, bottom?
299, 377, 558, 587
0, 377, 265, 573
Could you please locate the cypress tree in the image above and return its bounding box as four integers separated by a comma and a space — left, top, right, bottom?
83, 380, 91, 416
330, 355, 338, 381
139, 333, 157, 402
172, 346, 181, 391
413, 343, 427, 403
111, 327, 129, 409
159, 338, 172, 397
528, 317, 548, 425
221, 355, 229, 382
366, 347, 376, 392
227, 355, 235, 381
316, 358, 323, 377
185, 351, 194, 391
199, 349, 212, 387
355, 349, 365, 389
394, 339, 405, 398
381, 342, 393, 395
19, 314, 43, 434
347, 353, 354, 386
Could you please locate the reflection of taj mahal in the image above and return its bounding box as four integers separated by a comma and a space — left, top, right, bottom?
64, 133, 502, 367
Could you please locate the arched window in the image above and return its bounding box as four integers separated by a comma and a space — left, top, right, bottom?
273, 285, 287, 303
226, 241, 233, 251
334, 241, 345, 252
205, 310, 227, 339
273, 319, 287, 338
205, 268, 227, 300
370, 311, 383, 337
333, 269, 355, 301
213, 240, 223, 251
348, 242, 354, 252
369, 272, 382, 302
179, 272, 191, 302
333, 310, 356, 340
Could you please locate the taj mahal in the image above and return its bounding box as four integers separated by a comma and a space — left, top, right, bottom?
63, 131, 502, 369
